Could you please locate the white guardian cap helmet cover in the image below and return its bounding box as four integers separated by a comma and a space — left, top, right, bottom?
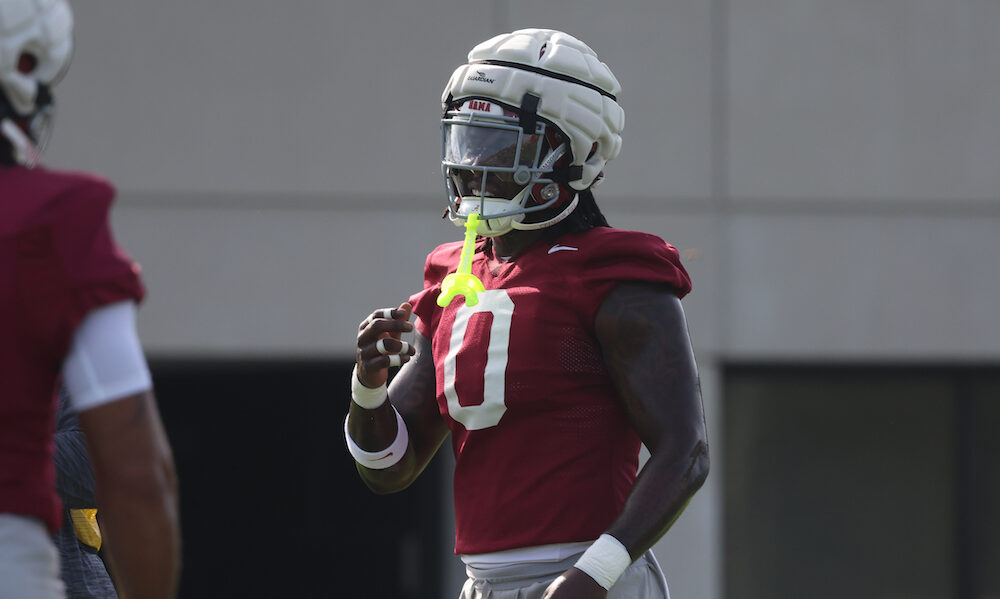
441, 29, 624, 236
0, 0, 73, 165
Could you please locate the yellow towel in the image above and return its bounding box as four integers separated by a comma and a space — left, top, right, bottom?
69, 508, 102, 550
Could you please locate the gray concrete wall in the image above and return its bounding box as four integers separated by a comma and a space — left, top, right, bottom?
44, 1, 1000, 597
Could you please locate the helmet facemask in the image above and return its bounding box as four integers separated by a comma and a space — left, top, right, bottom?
442, 98, 577, 237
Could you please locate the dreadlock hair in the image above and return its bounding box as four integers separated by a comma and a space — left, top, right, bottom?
0, 94, 17, 166
542, 188, 610, 240
0, 137, 14, 165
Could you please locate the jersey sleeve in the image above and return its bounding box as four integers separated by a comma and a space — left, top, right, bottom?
57, 177, 145, 320
26, 176, 146, 359
568, 229, 692, 320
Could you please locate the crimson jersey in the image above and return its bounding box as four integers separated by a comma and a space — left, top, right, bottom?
0, 166, 145, 532
410, 226, 691, 555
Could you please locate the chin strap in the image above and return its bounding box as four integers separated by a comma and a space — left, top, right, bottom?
1, 118, 41, 167
509, 194, 579, 231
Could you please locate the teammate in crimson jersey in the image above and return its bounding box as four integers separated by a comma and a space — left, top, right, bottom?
346, 29, 708, 599
0, 1, 180, 597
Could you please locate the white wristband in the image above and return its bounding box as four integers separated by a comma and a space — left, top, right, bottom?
344, 407, 409, 469
351, 366, 388, 409
573, 534, 632, 591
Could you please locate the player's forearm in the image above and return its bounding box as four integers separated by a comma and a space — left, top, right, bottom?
605, 438, 709, 559
347, 330, 447, 493
97, 468, 181, 598
79, 393, 181, 599
348, 401, 422, 493
355, 453, 421, 494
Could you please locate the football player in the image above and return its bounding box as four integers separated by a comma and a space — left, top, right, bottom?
346, 29, 709, 599
0, 1, 180, 597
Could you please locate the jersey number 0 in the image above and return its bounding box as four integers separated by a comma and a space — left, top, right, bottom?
442, 289, 513, 430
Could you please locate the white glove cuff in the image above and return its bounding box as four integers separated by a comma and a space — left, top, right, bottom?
351, 365, 388, 409
574, 534, 632, 591
344, 407, 409, 470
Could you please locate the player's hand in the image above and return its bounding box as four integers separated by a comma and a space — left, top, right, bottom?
356, 302, 416, 389
541, 568, 607, 599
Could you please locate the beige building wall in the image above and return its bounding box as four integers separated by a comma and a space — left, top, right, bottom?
45, 1, 1000, 597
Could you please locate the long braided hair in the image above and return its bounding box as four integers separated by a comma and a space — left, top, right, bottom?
542, 188, 610, 240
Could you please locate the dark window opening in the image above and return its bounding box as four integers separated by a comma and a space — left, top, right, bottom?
724, 365, 999, 599
151, 359, 444, 599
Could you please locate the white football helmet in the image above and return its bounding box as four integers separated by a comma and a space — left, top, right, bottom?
441, 28, 624, 236
0, 0, 73, 165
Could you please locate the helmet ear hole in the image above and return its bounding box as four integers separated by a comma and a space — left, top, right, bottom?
530, 181, 572, 209
17, 52, 38, 74
539, 183, 559, 201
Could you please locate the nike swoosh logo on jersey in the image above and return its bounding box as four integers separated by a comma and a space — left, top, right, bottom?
373, 452, 394, 460
548, 245, 579, 254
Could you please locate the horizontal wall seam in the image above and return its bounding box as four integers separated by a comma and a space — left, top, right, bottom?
113, 192, 1000, 218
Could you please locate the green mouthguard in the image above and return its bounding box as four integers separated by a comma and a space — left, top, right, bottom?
437, 213, 486, 307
